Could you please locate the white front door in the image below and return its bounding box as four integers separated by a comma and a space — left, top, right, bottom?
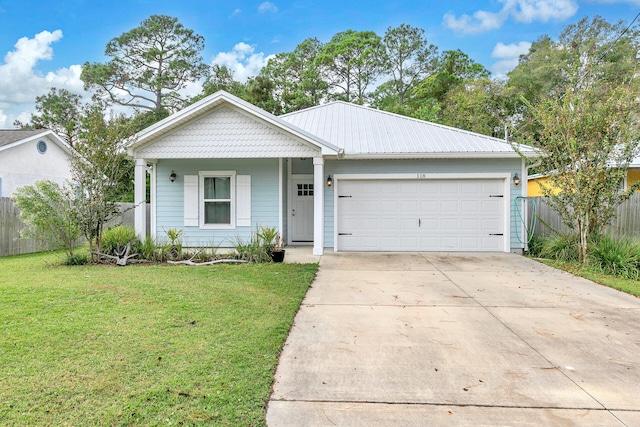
291, 179, 314, 242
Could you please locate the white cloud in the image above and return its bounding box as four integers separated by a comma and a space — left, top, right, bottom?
492, 41, 532, 59
584, 0, 640, 4
443, 10, 507, 35
230, 8, 242, 17
490, 41, 532, 77
210, 42, 273, 82
444, 0, 578, 34
258, 2, 278, 13
510, 0, 577, 23
0, 30, 89, 128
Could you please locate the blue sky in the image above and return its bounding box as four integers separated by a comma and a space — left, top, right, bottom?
0, 0, 638, 127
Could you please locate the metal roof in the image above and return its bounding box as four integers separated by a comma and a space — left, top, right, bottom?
281, 101, 535, 159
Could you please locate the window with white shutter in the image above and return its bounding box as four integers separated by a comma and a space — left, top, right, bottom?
184, 175, 199, 226
236, 175, 251, 227
199, 171, 236, 229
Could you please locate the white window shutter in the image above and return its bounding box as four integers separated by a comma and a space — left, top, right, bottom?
184, 175, 198, 226
237, 175, 251, 227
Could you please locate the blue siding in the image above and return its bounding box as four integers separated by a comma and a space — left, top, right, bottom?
324, 158, 524, 251
156, 159, 280, 247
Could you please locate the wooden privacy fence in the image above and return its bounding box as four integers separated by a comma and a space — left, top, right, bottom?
0, 198, 149, 257
0, 197, 41, 257
528, 194, 640, 239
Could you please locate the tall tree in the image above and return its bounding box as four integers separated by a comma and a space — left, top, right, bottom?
508, 16, 640, 137
438, 78, 508, 136
317, 30, 385, 104
81, 15, 209, 113
243, 76, 282, 115
417, 50, 490, 104
381, 24, 438, 105
261, 38, 329, 113
200, 65, 247, 98
13, 88, 83, 147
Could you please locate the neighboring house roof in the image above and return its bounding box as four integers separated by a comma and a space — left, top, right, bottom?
127, 91, 341, 157
281, 101, 536, 159
0, 129, 74, 155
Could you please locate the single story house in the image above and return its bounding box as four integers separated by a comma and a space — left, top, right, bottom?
127, 91, 535, 255
529, 156, 640, 196
0, 129, 75, 198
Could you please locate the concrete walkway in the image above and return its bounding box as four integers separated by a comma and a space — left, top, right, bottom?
267, 252, 640, 426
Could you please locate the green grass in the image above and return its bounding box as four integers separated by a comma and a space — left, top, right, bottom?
536, 258, 640, 297
0, 250, 317, 426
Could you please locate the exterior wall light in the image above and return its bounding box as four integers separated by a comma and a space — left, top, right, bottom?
326, 175, 333, 187
513, 173, 520, 186
170, 171, 177, 182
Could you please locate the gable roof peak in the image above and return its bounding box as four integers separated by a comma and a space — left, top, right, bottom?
127, 90, 340, 156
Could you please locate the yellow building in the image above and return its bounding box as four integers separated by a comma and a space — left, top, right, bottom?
528, 168, 640, 196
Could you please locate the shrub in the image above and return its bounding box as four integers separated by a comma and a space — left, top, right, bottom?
257, 226, 278, 248
526, 233, 544, 257
233, 235, 271, 263
163, 227, 183, 260
64, 253, 89, 265
537, 233, 580, 262
102, 225, 140, 255
589, 235, 640, 280
12, 180, 81, 257
140, 236, 162, 262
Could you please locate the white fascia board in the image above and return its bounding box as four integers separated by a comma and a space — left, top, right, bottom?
0, 130, 72, 154
336, 152, 533, 160
333, 172, 512, 181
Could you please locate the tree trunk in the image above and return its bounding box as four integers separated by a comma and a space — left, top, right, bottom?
578, 215, 589, 263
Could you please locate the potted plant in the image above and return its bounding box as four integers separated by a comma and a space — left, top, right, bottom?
271, 233, 285, 263
257, 226, 285, 262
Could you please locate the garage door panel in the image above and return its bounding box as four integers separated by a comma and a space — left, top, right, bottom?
461, 218, 479, 230
441, 200, 459, 212
401, 200, 418, 212
337, 179, 505, 252
380, 200, 400, 212
400, 235, 419, 247
441, 218, 459, 231
400, 218, 418, 230
380, 218, 400, 230
461, 237, 480, 250
481, 218, 500, 230
361, 200, 379, 211
440, 181, 458, 193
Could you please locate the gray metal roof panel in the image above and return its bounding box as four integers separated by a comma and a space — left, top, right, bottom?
281, 102, 534, 157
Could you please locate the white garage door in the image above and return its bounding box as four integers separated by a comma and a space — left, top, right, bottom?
337, 179, 506, 252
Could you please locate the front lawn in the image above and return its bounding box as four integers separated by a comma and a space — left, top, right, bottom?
0, 251, 317, 426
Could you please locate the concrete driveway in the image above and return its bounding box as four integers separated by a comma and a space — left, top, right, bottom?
266, 252, 640, 426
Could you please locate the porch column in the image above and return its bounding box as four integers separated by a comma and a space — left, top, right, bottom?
134, 157, 147, 240
313, 157, 325, 256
